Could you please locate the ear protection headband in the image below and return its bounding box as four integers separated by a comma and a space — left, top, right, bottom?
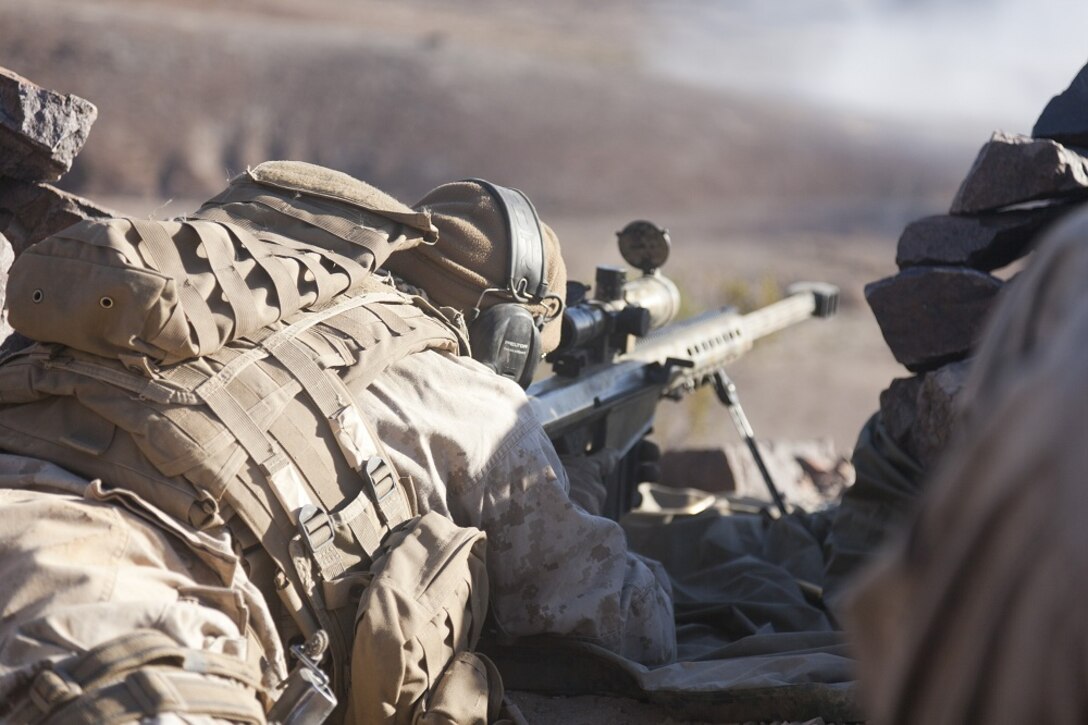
464, 178, 552, 388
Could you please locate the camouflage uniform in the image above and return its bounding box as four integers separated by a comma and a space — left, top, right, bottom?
0, 341, 675, 720
0, 458, 283, 722
363, 349, 675, 663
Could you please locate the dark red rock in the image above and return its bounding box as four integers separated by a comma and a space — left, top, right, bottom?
879, 361, 971, 470
950, 132, 1088, 214
865, 266, 1003, 371
0, 178, 115, 254
896, 205, 1070, 271
0, 67, 97, 183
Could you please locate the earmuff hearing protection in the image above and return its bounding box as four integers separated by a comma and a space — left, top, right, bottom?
463, 179, 551, 388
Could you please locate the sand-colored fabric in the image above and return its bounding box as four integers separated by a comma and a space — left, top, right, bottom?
358, 349, 677, 666
245, 160, 438, 241
384, 180, 567, 352
0, 471, 280, 721
845, 207, 1088, 724
348, 512, 498, 724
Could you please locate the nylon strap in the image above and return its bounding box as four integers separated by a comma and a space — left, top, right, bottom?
200, 214, 302, 319
270, 244, 341, 306
173, 296, 380, 527
259, 330, 411, 573
250, 224, 373, 285
37, 669, 266, 725
13, 631, 267, 725
209, 185, 393, 252
67, 630, 265, 692
129, 219, 221, 356
187, 221, 263, 339
198, 208, 352, 303
41, 357, 198, 405
197, 379, 313, 523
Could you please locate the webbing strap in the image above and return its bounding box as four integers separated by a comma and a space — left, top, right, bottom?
38, 669, 266, 725
198, 212, 302, 318
187, 221, 263, 338
260, 332, 410, 575
13, 631, 267, 725
209, 185, 393, 251
255, 227, 373, 284
269, 244, 341, 306
67, 630, 265, 692
193, 293, 376, 397
187, 294, 409, 552
165, 296, 380, 518
41, 357, 198, 405
198, 380, 313, 523
130, 219, 221, 356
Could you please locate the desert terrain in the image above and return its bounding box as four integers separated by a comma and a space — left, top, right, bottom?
0, 0, 986, 455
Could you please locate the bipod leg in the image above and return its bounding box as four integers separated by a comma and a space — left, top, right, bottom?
712, 370, 788, 517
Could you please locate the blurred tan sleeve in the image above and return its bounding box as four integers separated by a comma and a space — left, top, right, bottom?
0, 478, 281, 723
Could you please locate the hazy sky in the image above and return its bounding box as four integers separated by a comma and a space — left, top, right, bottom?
649, 0, 1088, 141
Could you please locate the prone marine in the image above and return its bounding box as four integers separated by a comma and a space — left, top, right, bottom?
0, 165, 675, 722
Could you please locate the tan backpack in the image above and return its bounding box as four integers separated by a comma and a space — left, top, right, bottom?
0, 162, 502, 723
349, 512, 504, 724
6, 161, 440, 366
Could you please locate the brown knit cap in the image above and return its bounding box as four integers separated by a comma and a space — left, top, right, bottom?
384, 179, 567, 352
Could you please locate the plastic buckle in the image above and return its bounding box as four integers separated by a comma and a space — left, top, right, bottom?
362, 457, 397, 525
297, 505, 344, 579
28, 669, 81, 715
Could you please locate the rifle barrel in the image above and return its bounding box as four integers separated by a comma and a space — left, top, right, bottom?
527, 285, 834, 439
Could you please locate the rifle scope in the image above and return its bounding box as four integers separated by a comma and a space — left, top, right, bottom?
550, 221, 680, 372
557, 268, 681, 353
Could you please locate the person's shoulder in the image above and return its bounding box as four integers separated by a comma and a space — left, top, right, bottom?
399, 349, 530, 401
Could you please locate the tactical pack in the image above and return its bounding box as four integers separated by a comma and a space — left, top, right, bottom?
0, 162, 499, 722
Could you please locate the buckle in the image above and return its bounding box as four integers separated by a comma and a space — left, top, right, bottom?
297, 505, 345, 579
362, 457, 397, 525
28, 669, 81, 715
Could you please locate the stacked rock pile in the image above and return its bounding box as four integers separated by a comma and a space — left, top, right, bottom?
0, 67, 114, 352
866, 62, 1088, 470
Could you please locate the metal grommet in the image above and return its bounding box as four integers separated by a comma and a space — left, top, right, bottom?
99, 296, 114, 309
31, 289, 43, 303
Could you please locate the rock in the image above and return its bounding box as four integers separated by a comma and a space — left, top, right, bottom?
896, 206, 1069, 271
0, 178, 115, 254
878, 375, 923, 452
879, 360, 971, 470
950, 132, 1088, 214
0, 67, 97, 183
865, 267, 1003, 371
1033, 63, 1088, 148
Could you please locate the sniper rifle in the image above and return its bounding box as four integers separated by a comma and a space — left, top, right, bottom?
526, 221, 838, 520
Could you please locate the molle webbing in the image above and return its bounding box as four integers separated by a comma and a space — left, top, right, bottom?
9, 630, 267, 725
0, 291, 460, 689
6, 217, 378, 366
199, 160, 438, 244
197, 185, 394, 260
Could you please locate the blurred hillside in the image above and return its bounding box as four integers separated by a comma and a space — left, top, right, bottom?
0, 0, 992, 451
0, 0, 964, 219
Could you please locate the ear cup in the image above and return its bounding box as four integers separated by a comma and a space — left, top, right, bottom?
468, 304, 542, 388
